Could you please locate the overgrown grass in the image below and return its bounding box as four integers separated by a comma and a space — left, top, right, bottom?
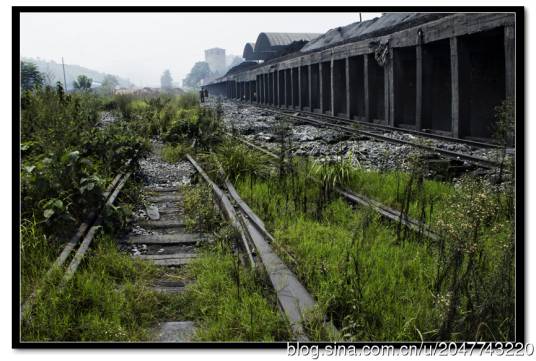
211, 136, 516, 341
183, 238, 291, 341
178, 183, 291, 341
182, 183, 222, 233
161, 143, 191, 163
20, 217, 59, 301
21, 234, 183, 341
275, 203, 440, 341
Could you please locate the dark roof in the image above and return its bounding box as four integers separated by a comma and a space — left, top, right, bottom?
301, 13, 450, 52
209, 13, 458, 84
254, 32, 322, 52
242, 42, 256, 60
224, 61, 258, 76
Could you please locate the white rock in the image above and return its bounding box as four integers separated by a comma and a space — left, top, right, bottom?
146, 205, 160, 220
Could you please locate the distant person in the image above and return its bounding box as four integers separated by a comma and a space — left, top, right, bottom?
204, 89, 208, 98
199, 89, 204, 103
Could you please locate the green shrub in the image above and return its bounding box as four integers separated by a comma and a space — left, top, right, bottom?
182, 184, 222, 232
161, 143, 190, 163
177, 91, 199, 109
215, 141, 270, 182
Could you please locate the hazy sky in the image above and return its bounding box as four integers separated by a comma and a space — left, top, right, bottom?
20, 12, 381, 87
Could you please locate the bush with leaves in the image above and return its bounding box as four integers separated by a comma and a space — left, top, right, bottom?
21, 83, 150, 237
215, 140, 270, 183
434, 176, 514, 340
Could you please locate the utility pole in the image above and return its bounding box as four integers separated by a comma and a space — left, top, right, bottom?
359, 13, 362, 22
62, 56, 67, 91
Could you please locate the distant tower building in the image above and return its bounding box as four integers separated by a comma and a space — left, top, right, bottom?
204, 47, 226, 74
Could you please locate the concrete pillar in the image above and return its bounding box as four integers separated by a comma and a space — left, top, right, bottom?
258, 75, 262, 103
261, 74, 268, 104
345, 57, 351, 118
329, 58, 337, 116
416, 44, 423, 130
504, 24, 515, 101
308, 65, 312, 111
290, 68, 294, 108
276, 70, 283, 107
267, 73, 270, 104
298, 67, 302, 109
261, 75, 264, 104
273, 73, 276, 106
265, 74, 269, 104
267, 74, 271, 105
258, 76, 262, 103
450, 37, 460, 138
272, 73, 275, 105
387, 48, 395, 126
283, 70, 287, 107
274, 72, 277, 106
363, 55, 370, 121
319, 62, 324, 112
253, 81, 257, 103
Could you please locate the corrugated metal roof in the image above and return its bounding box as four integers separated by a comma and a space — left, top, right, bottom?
301, 13, 450, 52
242, 42, 256, 59
255, 32, 322, 52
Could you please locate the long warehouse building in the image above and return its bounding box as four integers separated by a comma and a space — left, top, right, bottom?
203, 12, 516, 141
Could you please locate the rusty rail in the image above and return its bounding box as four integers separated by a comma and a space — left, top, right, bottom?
186, 153, 333, 341
229, 133, 441, 243
22, 154, 139, 320
230, 100, 501, 169
186, 154, 256, 268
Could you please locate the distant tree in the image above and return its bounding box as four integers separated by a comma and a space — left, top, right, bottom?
101, 74, 119, 95
21, 61, 44, 91
161, 69, 173, 90
42, 66, 56, 86
183, 62, 212, 89
73, 75, 92, 90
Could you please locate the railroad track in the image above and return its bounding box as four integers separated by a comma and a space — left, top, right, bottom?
272, 106, 499, 149
227, 133, 441, 244
22, 160, 136, 320
122, 181, 205, 341
23, 142, 332, 341
186, 154, 334, 341
227, 99, 505, 170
